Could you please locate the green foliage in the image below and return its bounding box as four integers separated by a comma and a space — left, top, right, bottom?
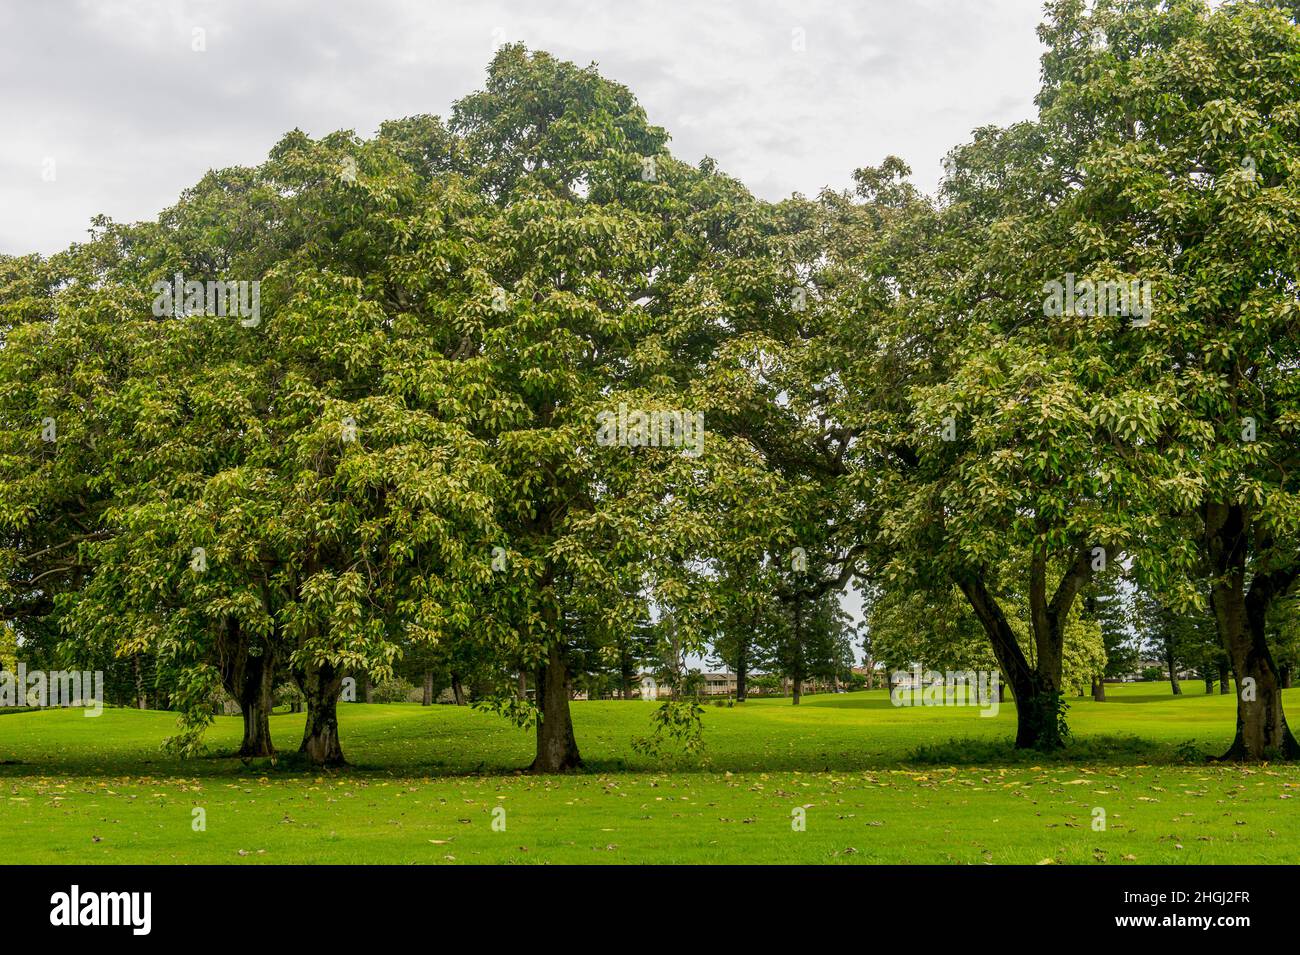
1024, 690, 1072, 752
472, 692, 539, 731
631, 698, 706, 758
0, 623, 16, 672
368, 677, 417, 704
4, 4, 1299, 768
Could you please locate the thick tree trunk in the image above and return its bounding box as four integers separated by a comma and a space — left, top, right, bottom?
1214, 604, 1298, 760
1283, 666, 1293, 691
1023, 546, 1090, 749
216, 617, 275, 756
1204, 673, 1215, 694
238, 649, 276, 758
1021, 544, 1094, 749
1205, 503, 1300, 761
362, 676, 374, 704
792, 678, 802, 705
295, 662, 345, 767
1217, 626, 1297, 760
451, 672, 467, 706
1092, 675, 1106, 702
530, 641, 582, 772
517, 669, 528, 701
421, 670, 433, 706
1219, 662, 1231, 695
959, 575, 1043, 748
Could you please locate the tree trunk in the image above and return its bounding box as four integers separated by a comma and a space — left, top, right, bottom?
362, 676, 374, 704
1215, 608, 1296, 760
1166, 638, 1182, 695
959, 575, 1043, 748
736, 643, 748, 703
517, 669, 528, 701
215, 617, 276, 756
1205, 503, 1300, 761
421, 670, 433, 706
790, 595, 805, 706
133, 654, 147, 710
1219, 662, 1231, 695
1204, 672, 1215, 694
1283, 666, 1293, 690
1022, 544, 1092, 749
1092, 675, 1106, 702
295, 662, 345, 767
451, 672, 467, 706
530, 641, 582, 772
238, 649, 276, 758
1011, 544, 1095, 747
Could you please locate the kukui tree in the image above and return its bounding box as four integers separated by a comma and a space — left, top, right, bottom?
7, 5, 1300, 772
239, 127, 502, 766
0, 235, 151, 656
1032, 0, 1300, 758
867, 573, 1105, 703
53, 117, 502, 767
423, 45, 797, 770
865, 582, 1000, 679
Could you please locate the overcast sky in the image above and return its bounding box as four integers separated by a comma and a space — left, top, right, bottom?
0, 0, 1047, 257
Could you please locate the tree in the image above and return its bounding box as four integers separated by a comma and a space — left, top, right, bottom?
442, 46, 790, 769
1030, 0, 1300, 758
0, 235, 150, 682
1267, 594, 1300, 689
865, 583, 997, 678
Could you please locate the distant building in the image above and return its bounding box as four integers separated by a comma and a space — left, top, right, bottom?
636, 672, 739, 698
852, 664, 883, 687
700, 672, 737, 696
634, 670, 842, 698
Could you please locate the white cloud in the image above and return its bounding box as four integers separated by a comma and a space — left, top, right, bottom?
0, 0, 1045, 255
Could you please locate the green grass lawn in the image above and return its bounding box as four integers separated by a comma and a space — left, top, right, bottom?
1, 683, 1297, 864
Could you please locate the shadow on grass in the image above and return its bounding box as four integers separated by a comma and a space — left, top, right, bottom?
906, 734, 1212, 766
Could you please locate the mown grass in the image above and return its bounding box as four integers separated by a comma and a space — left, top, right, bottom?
1, 683, 1296, 864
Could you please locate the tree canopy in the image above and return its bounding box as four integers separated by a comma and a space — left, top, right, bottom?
4, 1, 1300, 766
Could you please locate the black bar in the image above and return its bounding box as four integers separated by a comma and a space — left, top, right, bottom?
5, 864, 1272, 940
